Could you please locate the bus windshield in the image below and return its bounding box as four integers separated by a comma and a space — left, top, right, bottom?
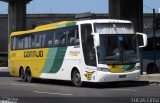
94, 23, 140, 64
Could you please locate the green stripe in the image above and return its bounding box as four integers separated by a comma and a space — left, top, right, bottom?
49, 47, 67, 73
41, 47, 67, 73
57, 22, 76, 29
66, 22, 76, 27
57, 25, 66, 28
41, 48, 58, 73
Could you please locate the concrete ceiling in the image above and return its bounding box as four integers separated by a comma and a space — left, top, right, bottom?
0, 0, 32, 3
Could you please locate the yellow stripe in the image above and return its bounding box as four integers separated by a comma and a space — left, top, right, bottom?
11, 21, 76, 36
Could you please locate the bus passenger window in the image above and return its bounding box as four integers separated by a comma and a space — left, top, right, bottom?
31, 34, 36, 48
34, 33, 43, 48
28, 36, 31, 48
70, 37, 75, 44
61, 38, 65, 45
67, 26, 79, 45
67, 29, 76, 45
54, 30, 63, 46
42, 30, 53, 47
11, 37, 17, 50
41, 34, 46, 47
60, 32, 66, 46
24, 36, 29, 49
48, 40, 53, 46
76, 39, 79, 44
55, 40, 60, 45
18, 37, 24, 49
75, 29, 79, 45
52, 31, 59, 46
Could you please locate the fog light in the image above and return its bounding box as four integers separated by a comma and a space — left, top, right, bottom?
101, 78, 105, 81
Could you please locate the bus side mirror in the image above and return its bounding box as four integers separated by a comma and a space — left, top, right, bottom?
92, 33, 100, 47
136, 32, 147, 48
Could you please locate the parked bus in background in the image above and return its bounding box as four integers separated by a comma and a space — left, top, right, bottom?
9, 19, 147, 86
143, 15, 160, 74
142, 34, 160, 74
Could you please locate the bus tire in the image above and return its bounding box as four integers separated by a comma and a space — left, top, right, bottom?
71, 70, 82, 87
26, 68, 33, 83
146, 63, 158, 74
19, 68, 26, 82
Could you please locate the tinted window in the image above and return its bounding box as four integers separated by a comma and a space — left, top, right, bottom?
11, 26, 79, 50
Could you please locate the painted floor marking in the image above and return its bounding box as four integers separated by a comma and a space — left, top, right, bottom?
109, 89, 137, 92
11, 83, 37, 86
150, 83, 160, 85
33, 91, 73, 96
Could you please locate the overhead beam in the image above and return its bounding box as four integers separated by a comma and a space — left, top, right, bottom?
0, 0, 32, 3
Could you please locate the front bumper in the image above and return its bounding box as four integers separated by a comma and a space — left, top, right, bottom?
88, 70, 140, 82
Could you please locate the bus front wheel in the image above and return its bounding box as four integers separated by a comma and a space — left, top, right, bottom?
72, 70, 82, 87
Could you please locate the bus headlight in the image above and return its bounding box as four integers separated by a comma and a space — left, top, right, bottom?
97, 67, 110, 72
134, 66, 141, 70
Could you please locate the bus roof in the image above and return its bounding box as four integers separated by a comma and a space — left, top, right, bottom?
77, 19, 132, 25
11, 19, 132, 36
11, 20, 77, 36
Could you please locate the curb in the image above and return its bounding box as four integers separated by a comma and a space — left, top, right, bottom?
140, 74, 160, 84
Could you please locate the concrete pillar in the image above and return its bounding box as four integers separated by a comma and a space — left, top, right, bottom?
8, 0, 26, 35
109, 0, 143, 32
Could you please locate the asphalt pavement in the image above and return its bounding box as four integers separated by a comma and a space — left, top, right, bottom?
1, 67, 160, 83
0, 67, 160, 103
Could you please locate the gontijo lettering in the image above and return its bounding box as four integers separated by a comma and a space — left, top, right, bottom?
24, 50, 43, 58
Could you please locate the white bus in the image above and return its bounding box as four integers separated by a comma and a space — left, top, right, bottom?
10, 19, 147, 86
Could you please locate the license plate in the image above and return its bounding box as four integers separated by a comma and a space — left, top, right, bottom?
119, 75, 126, 78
